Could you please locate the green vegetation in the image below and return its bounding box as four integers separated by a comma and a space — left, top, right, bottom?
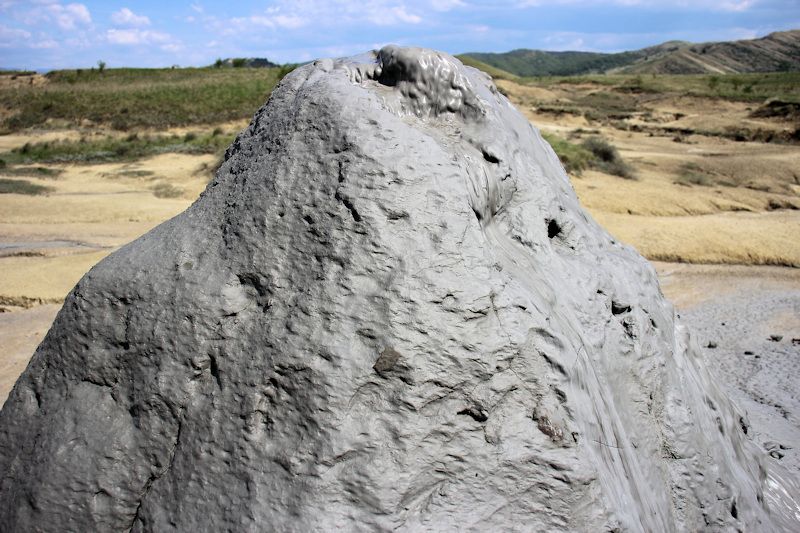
464, 49, 643, 77
581, 137, 636, 179
542, 133, 636, 179
455, 55, 519, 81
463, 31, 800, 76
1, 131, 236, 164
532, 90, 639, 122
111, 169, 154, 178
541, 133, 595, 175
520, 72, 800, 103
152, 183, 184, 198
0, 178, 53, 195
0, 163, 62, 178
0, 70, 37, 76
0, 66, 291, 132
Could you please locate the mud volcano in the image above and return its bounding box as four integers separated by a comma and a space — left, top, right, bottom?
1, 47, 798, 531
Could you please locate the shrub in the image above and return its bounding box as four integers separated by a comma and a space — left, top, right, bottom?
675, 162, 713, 187
276, 64, 297, 82
542, 133, 595, 175
581, 137, 636, 179
0, 178, 53, 195
152, 183, 184, 198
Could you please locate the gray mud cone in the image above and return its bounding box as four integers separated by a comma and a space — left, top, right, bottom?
1, 46, 799, 532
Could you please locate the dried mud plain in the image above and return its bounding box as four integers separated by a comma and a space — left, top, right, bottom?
1, 72, 799, 475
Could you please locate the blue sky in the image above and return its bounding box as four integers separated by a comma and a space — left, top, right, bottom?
1, 0, 799, 69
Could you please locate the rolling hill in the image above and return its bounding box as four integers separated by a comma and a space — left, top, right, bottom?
462, 30, 800, 76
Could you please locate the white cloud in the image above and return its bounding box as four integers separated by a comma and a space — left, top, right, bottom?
273, 14, 306, 28
621, 0, 756, 9
543, 32, 587, 50
222, 12, 309, 35
111, 8, 150, 27
387, 6, 422, 24
210, 1, 430, 35
106, 28, 171, 45
713, 0, 756, 10
49, 2, 91, 30
160, 43, 184, 53
516, 0, 757, 10
242, 14, 307, 29
360, 4, 423, 25
431, 0, 465, 10
29, 38, 58, 49
0, 23, 31, 47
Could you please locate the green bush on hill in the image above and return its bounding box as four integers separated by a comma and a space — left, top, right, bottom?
542, 133, 636, 179
541, 133, 595, 175
581, 136, 636, 179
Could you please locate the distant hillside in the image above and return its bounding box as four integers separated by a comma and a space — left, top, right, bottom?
213, 57, 279, 68
625, 30, 800, 74
463, 49, 644, 77
455, 55, 519, 81
463, 30, 800, 76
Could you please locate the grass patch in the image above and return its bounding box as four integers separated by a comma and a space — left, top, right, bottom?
673, 162, 741, 188
114, 169, 155, 178
542, 133, 595, 175
0, 163, 63, 178
455, 55, 520, 81
151, 183, 184, 198
0, 66, 292, 132
0, 70, 37, 76
0, 178, 54, 195
1, 131, 236, 164
575, 91, 638, 121
520, 72, 800, 103
675, 162, 713, 186
581, 137, 637, 179
542, 133, 636, 178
